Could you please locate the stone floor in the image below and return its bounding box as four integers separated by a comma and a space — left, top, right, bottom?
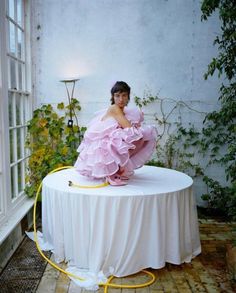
35, 219, 236, 293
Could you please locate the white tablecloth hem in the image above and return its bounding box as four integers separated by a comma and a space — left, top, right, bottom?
26, 230, 201, 290
25, 231, 54, 251
66, 266, 108, 291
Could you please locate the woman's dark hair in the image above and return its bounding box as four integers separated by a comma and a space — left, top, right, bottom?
110, 81, 131, 105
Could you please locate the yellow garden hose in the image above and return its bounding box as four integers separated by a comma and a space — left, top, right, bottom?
33, 166, 156, 292
68, 180, 109, 188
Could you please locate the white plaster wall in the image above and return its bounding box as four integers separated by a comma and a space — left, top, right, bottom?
31, 0, 222, 205
32, 0, 220, 120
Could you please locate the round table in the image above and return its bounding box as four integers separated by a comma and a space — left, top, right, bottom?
41, 166, 201, 289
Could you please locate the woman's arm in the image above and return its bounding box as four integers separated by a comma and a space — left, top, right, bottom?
109, 105, 131, 128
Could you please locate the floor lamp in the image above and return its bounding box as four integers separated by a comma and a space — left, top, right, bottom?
60, 78, 79, 127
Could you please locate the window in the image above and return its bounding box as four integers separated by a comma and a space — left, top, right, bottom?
0, 0, 32, 229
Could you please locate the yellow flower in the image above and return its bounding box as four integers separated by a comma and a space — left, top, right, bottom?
41, 128, 49, 137
38, 118, 48, 128
61, 146, 68, 156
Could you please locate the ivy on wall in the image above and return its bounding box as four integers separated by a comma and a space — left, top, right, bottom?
134, 95, 205, 177
200, 0, 236, 219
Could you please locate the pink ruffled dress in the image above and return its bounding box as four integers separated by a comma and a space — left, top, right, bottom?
74, 107, 157, 179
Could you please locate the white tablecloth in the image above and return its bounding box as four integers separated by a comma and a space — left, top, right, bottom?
42, 166, 201, 288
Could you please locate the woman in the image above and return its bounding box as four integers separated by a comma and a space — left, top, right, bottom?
74, 81, 157, 185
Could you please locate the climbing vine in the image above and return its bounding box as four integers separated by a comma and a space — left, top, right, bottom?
135, 95, 205, 178
200, 0, 236, 219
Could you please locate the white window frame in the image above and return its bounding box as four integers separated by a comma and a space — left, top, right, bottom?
0, 0, 33, 243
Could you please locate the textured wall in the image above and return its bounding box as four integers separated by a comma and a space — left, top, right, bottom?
32, 0, 222, 204
32, 0, 220, 119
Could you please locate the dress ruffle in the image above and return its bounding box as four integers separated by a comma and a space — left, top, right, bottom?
74, 107, 157, 178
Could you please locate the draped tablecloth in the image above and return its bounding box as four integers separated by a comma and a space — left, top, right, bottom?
41, 166, 201, 289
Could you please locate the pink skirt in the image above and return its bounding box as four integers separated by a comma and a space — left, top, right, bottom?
74, 107, 157, 178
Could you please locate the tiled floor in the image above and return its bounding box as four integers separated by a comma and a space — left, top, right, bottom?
36, 219, 236, 293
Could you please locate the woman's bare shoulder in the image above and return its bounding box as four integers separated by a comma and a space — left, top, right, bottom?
108, 104, 123, 114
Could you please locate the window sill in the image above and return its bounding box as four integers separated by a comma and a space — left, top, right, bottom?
0, 197, 34, 245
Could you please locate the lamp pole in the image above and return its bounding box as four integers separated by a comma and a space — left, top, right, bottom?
60, 78, 79, 127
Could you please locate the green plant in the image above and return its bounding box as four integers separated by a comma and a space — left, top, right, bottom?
149, 124, 204, 178
139, 1, 236, 220
199, 0, 236, 219
134, 94, 205, 178
25, 99, 85, 198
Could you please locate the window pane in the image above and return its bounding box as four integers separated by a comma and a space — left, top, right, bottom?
9, 92, 16, 126
11, 167, 14, 198
18, 62, 22, 90
17, 29, 22, 59
8, 92, 13, 127
17, 0, 22, 26
18, 163, 22, 193
20, 127, 24, 159
11, 166, 18, 199
9, 59, 17, 89
17, 128, 21, 159
8, 0, 15, 20
12, 128, 17, 162
22, 95, 25, 123
20, 94, 29, 124
9, 22, 16, 55
16, 94, 21, 125
22, 127, 27, 158
9, 130, 14, 163
22, 63, 26, 91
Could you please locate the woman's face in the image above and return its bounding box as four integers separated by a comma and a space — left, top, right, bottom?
113, 91, 129, 109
